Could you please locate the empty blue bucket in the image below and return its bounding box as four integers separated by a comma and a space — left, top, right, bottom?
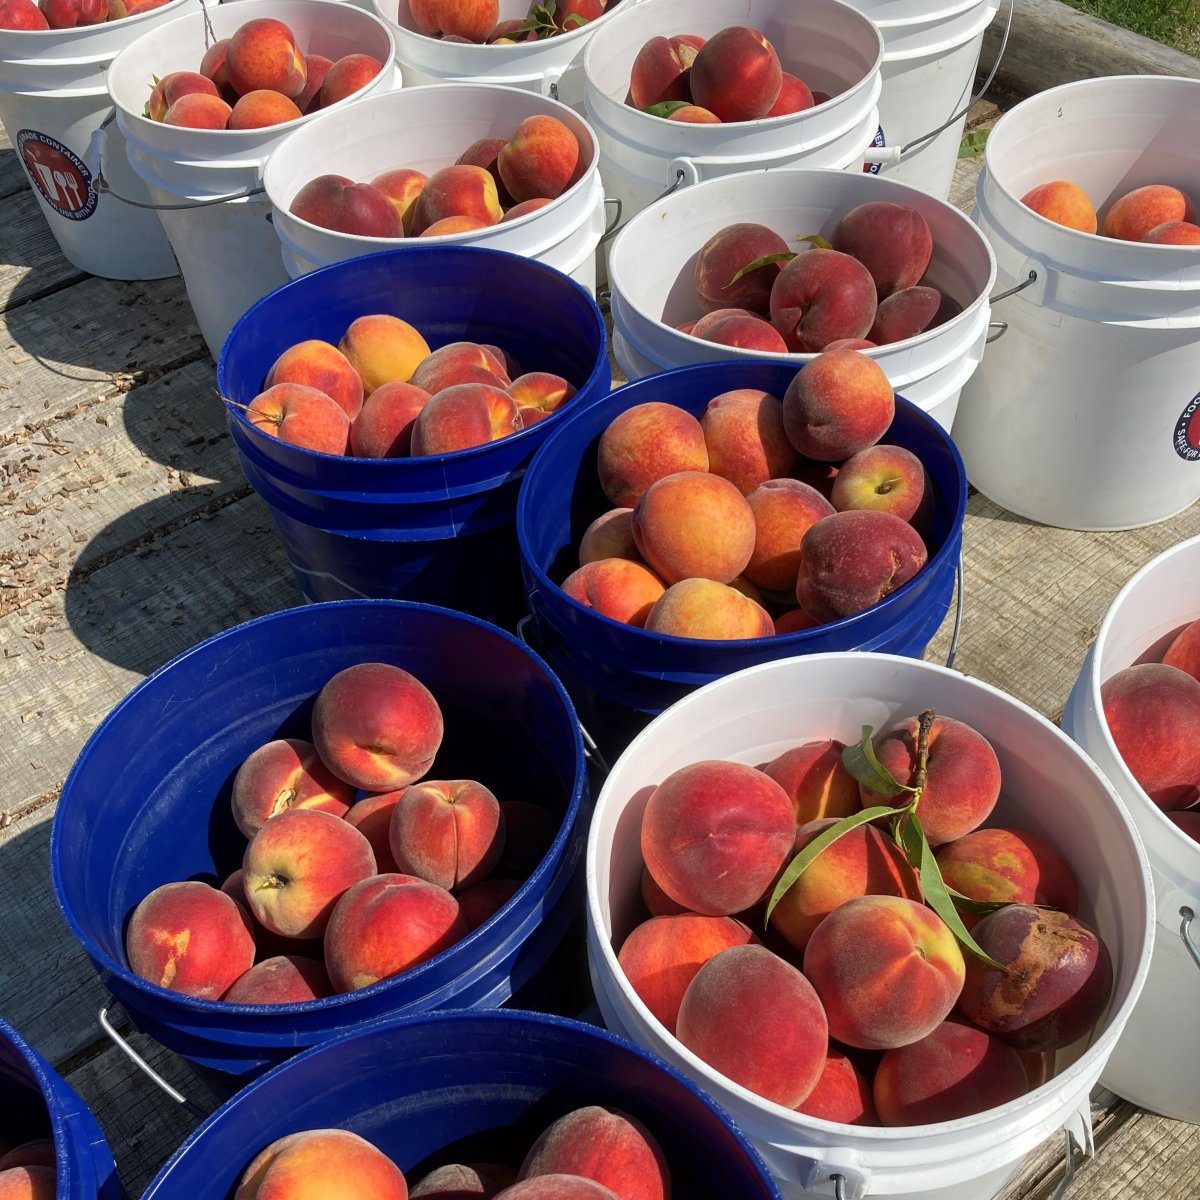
517, 361, 967, 747
50, 600, 588, 1079
141, 1009, 783, 1200
0, 1018, 122, 1200
217, 246, 609, 629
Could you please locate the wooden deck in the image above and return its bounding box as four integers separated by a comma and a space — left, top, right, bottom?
3, 105, 1199, 1199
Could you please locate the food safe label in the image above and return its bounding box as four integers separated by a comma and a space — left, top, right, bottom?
17, 129, 98, 221
1173, 391, 1200, 462
863, 125, 885, 176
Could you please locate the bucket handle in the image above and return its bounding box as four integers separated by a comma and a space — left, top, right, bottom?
98, 1006, 210, 1119
984, 270, 1039, 342
1180, 907, 1200, 972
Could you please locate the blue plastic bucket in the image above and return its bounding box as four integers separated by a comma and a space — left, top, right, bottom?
50, 600, 588, 1079
517, 361, 966, 745
141, 1009, 783, 1200
0, 1019, 122, 1200
217, 246, 610, 629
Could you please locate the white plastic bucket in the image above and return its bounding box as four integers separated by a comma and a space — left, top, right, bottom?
607, 167, 995, 431
1062, 535, 1200, 1124
105, 0, 399, 359
855, 0, 1003, 200
371, 0, 637, 111
951, 75, 1200, 531
582, 0, 884, 225
264, 83, 607, 294
0, 0, 198, 280
587, 652, 1154, 1200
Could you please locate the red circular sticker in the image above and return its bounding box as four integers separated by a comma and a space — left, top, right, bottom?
17, 129, 98, 221
1174, 391, 1200, 461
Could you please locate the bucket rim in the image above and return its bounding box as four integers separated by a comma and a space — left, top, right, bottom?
586, 649, 1157, 1140
49, 598, 588, 1021
0, 0, 195, 47
0, 1019, 73, 1182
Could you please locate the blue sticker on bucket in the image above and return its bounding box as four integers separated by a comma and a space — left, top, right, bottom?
1173, 391, 1200, 461
17, 129, 97, 221
863, 124, 885, 175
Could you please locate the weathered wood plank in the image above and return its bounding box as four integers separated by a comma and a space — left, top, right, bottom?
0, 184, 89, 314
1, 134, 29, 201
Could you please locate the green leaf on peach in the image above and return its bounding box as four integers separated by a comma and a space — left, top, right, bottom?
945, 887, 1014, 917
841, 725, 916, 798
639, 100, 695, 118
797, 233, 832, 250
728, 251, 798, 285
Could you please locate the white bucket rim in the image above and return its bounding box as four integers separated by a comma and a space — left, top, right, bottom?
586, 650, 1156, 1141
870, 0, 999, 63
852, 0, 991, 26
0, 0, 197, 51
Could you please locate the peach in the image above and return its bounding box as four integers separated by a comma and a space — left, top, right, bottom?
411, 1164, 510, 1198
225, 17, 307, 99
633, 470, 756, 584
795, 510, 927, 622
804, 895, 965, 1050
266, 339, 364, 420
411, 165, 503, 235
411, 342, 509, 392
617, 913, 758, 1033
420, 216, 491, 237
690, 307, 758, 337
693, 223, 790, 316
371, 168, 429, 234
1100, 663, 1200, 808
957, 905, 1114, 1052
579, 508, 639, 565
246, 384, 350, 455
936, 827, 1079, 916
410, 0, 498, 40
0, 1146, 53, 1173
495, 800, 559, 878
561, 558, 666, 627
456, 878, 521, 930
497, 115, 581, 204
640, 759, 796, 915
689, 27, 782, 122
242, 808, 377, 938
410, 383, 522, 454
770, 249, 878, 352
666, 106, 720, 123
824, 338, 877, 351
874, 1021, 1028, 1125
503, 198, 553, 221
697, 314, 789, 352
829, 201, 933, 299
629, 34, 701, 109
319, 53, 382, 108
796, 1048, 878, 1125
640, 865, 688, 916
0, 1168, 55, 1200
296, 53, 333, 113
457, 137, 515, 207
228, 90, 302, 130
1167, 810, 1200, 843
1020, 180, 1097, 234
38, 0, 103, 26
223, 954, 334, 1004
199, 38, 232, 93
859, 715, 1000, 847
868, 286, 942, 345
743, 477, 835, 593
1, 0, 50, 29
125, 880, 255, 999
290, 176, 403, 239
644, 578, 773, 640
343, 792, 403, 872
235, 1129, 407, 1200
676, 944, 828, 1106
163, 93, 232, 129
495, 1181, 618, 1200
700, 389, 795, 495
1143, 220, 1200, 245
508, 372, 575, 418
350, 381, 433, 457
323, 873, 467, 991
231, 737, 356, 837
338, 314, 432, 393
148, 72, 219, 123
597, 403, 708, 508
773, 608, 819, 635
767, 72, 815, 117
1103, 184, 1195, 243
488, 17, 534, 41
831, 444, 931, 527
1162, 617, 1200, 680
519, 1107, 669, 1200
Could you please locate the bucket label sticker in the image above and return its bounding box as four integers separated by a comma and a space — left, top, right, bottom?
1173, 391, 1200, 461
17, 129, 98, 221
863, 125, 885, 175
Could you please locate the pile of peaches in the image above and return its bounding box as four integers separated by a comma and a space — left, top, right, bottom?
1102, 614, 1200, 840
289, 114, 584, 239
617, 714, 1113, 1126
561, 351, 932, 640
1022, 179, 1199, 245
123, 662, 560, 1004
677, 202, 957, 356
0, 0, 165, 30
138, 17, 382, 131
409, 0, 613, 44
628, 25, 823, 124
0, 1137, 55, 1200
240, 319, 575, 457
235, 1107, 669, 1200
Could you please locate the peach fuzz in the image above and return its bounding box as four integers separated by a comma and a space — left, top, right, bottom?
148, 72, 218, 123
874, 1021, 1027, 1126
770, 250, 878, 353
496, 1180, 619, 1200
1, 0, 50, 29
644, 578, 773, 640
421, 216, 492, 237
223, 954, 334, 1004
0, 1168, 55, 1200
700, 389, 795, 495
410, 384, 522, 455
640, 865, 688, 916
617, 913, 758, 1033
629, 34, 701, 109
289, 176, 403, 239
860, 715, 1000, 847
1143, 220, 1200, 245
1162, 616, 1200, 680
503, 198, 554, 222
668, 106, 722, 123
457, 137, 515, 207
296, 53, 333, 114
830, 201, 934, 299
199, 38, 232, 92
319, 53, 382, 109
743, 477, 834, 594
689, 27, 782, 122
1020, 180, 1097, 234
676, 944, 828, 1107
456, 878, 521, 930
411, 342, 508, 392
231, 737, 355, 837
868, 286, 942, 346
519, 1107, 669, 1200
323, 873, 467, 992
767, 72, 815, 117
508, 373, 575, 417
372, 168, 429, 234
163, 93, 232, 130
804, 894, 965, 1050
246, 383, 350, 455
266, 339, 364, 420
693, 223, 789, 316
234, 1129, 407, 1200
411, 1163, 510, 1198
312, 661, 444, 792
495, 800, 559, 878
761, 741, 859, 824
40, 0, 104, 25
831, 444, 931, 527
388, 778, 505, 892
350, 381, 433, 458
411, 165, 503, 235
344, 790, 404, 872
1100, 663, 1200, 809
579, 509, 639, 565
225, 18, 307, 100
338, 315, 431, 394
242, 808, 377, 938
690, 307, 758, 338
228, 91, 302, 131
796, 1048, 878, 1125
935, 827, 1079, 915
497, 115, 581, 204
1103, 184, 1195, 242
795, 511, 927, 623
125, 880, 255, 999
774, 608, 819, 635
696, 313, 788, 351
640, 759, 795, 915
597, 402, 708, 508
409, 0, 498, 40
561, 558, 666, 627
